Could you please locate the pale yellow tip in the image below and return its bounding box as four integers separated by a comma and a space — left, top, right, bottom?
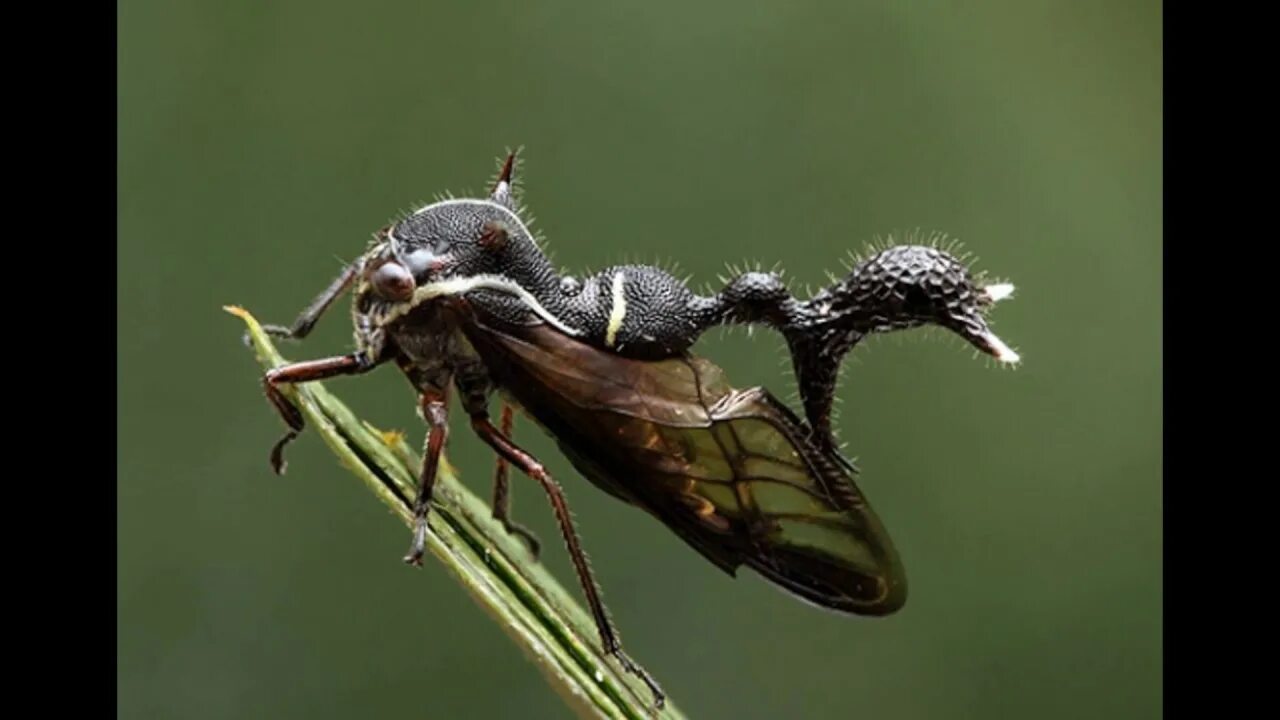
987, 334, 1021, 364
984, 283, 1015, 303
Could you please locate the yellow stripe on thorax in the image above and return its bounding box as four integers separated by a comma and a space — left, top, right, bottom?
605, 272, 627, 347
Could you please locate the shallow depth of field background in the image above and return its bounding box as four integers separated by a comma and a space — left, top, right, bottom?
118, 1, 1161, 718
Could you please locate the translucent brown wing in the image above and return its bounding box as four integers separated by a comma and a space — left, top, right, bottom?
458, 311, 907, 616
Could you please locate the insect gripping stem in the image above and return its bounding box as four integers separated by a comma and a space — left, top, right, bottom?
229, 306, 686, 719
230, 149, 1022, 720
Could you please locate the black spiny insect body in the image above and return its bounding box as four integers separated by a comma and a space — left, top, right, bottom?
249, 149, 1021, 711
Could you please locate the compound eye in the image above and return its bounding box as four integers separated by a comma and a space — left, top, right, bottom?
371, 261, 415, 301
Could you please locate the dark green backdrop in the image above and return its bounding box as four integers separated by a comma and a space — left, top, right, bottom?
118, 1, 1161, 717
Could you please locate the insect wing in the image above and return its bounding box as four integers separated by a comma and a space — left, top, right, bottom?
460, 313, 907, 615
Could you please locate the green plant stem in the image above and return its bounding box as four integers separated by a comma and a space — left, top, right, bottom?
227, 306, 685, 720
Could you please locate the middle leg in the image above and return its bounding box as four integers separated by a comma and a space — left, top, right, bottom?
489, 404, 542, 557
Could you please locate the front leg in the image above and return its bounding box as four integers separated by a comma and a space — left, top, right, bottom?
262, 352, 381, 473
260, 261, 360, 341
403, 387, 450, 567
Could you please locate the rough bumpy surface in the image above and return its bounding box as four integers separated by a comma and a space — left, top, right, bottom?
373, 165, 1013, 456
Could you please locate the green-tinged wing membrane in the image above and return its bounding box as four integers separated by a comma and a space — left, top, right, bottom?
463, 315, 907, 615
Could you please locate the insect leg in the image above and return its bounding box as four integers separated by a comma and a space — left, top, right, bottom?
470, 412, 666, 709
404, 387, 450, 567
489, 404, 542, 558
262, 352, 381, 473
259, 261, 360, 341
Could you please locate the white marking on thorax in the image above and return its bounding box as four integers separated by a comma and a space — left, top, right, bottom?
605, 271, 627, 347
382, 274, 582, 337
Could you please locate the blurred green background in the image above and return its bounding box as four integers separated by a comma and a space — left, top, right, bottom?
118, 0, 1161, 718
